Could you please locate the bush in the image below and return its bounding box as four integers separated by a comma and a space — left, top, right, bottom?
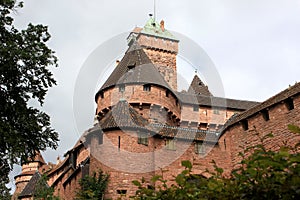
132, 125, 300, 199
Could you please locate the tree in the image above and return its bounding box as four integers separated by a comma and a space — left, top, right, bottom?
33, 174, 59, 200
75, 170, 109, 200
132, 125, 300, 199
0, 0, 59, 193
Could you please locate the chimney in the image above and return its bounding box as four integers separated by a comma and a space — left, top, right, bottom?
160, 20, 165, 32
56, 156, 61, 164
116, 60, 120, 67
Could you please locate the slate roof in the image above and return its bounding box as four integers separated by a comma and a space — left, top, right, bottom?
150, 124, 219, 142
95, 44, 173, 101
188, 75, 213, 96
99, 99, 149, 130
177, 92, 259, 110
18, 171, 48, 198
221, 82, 300, 134
94, 100, 219, 142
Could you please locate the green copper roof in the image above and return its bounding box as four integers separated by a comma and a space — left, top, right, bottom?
141, 17, 178, 41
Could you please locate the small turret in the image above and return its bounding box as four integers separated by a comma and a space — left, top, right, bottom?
13, 152, 45, 199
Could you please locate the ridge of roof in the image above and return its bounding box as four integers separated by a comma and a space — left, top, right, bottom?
188, 75, 213, 96
177, 92, 259, 110
221, 82, 300, 134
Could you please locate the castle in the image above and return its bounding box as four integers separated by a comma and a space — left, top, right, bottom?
13, 17, 300, 199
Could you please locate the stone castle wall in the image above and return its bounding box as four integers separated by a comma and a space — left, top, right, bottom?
219, 94, 300, 169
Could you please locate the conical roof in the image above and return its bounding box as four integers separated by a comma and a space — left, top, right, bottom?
18, 171, 48, 198
188, 75, 212, 96
99, 99, 149, 130
96, 44, 173, 101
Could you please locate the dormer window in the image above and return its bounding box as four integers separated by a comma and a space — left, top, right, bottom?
128, 61, 136, 70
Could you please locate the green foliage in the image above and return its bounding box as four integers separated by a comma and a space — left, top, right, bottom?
0, 0, 58, 193
33, 174, 59, 200
132, 125, 300, 199
75, 170, 109, 200
0, 179, 11, 200
288, 124, 300, 134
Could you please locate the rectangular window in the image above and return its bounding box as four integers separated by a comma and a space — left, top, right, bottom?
166, 139, 176, 150
213, 109, 220, 114
262, 109, 269, 121
193, 105, 199, 112
70, 152, 77, 169
137, 132, 148, 146
117, 189, 127, 195
143, 84, 151, 92
195, 142, 205, 154
119, 84, 125, 92
285, 98, 294, 111
241, 120, 248, 131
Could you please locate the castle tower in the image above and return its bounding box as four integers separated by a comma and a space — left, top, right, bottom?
127, 17, 179, 91
13, 152, 45, 199
95, 40, 181, 126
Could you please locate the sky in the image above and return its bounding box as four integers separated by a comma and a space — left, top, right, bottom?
9, 0, 300, 188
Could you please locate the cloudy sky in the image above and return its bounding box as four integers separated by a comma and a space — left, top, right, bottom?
9, 0, 300, 186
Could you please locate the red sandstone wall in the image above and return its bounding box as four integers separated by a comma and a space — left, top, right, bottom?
181, 105, 240, 130
143, 49, 177, 90
97, 85, 181, 121
219, 94, 300, 169
137, 35, 178, 53
89, 129, 158, 199
88, 129, 231, 199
